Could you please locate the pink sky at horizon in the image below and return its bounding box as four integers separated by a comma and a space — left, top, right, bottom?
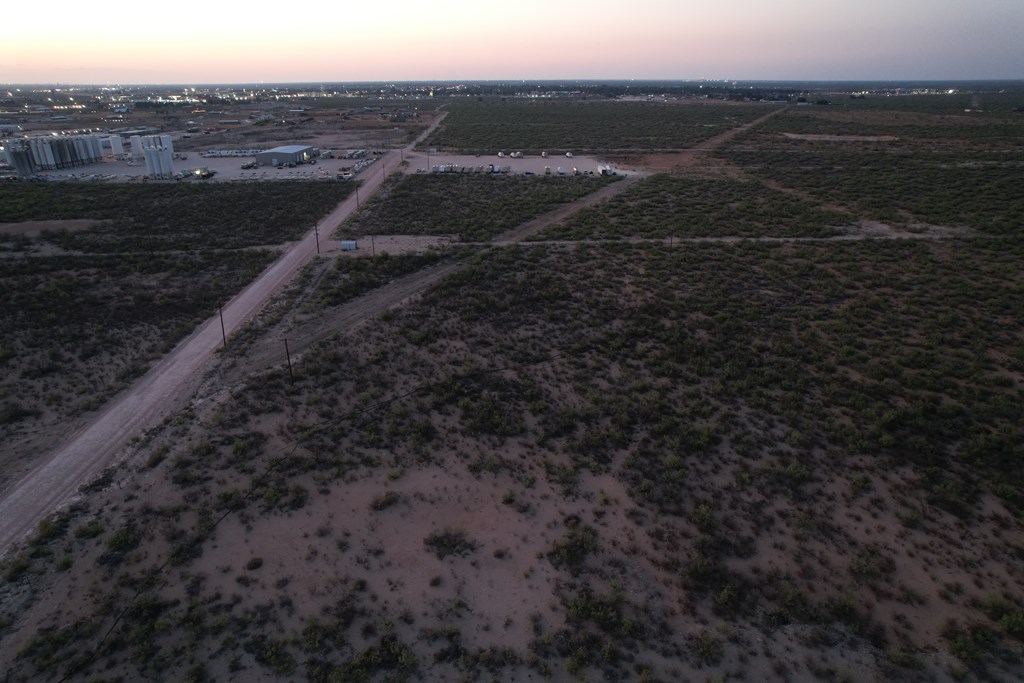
3, 0, 1022, 84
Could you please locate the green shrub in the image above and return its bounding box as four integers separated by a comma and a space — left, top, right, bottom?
424, 529, 478, 559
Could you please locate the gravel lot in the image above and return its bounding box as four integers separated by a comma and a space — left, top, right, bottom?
33, 149, 635, 183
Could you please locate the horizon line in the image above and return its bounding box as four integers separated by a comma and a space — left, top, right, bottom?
4, 78, 1024, 89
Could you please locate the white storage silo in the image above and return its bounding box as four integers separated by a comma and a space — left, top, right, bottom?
164, 148, 175, 175
130, 135, 143, 160
30, 139, 49, 167
155, 147, 168, 176
85, 136, 103, 160
53, 139, 70, 167
143, 147, 159, 176
28, 139, 42, 167
73, 138, 87, 164
143, 144, 175, 177
42, 141, 56, 168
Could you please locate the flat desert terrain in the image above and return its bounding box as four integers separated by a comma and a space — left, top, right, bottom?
2, 95, 1023, 682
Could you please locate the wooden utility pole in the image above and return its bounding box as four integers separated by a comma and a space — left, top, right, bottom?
314, 221, 320, 254
285, 339, 294, 382
219, 306, 227, 349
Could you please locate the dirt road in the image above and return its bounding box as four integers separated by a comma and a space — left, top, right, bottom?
233, 174, 646, 371
494, 175, 644, 243
631, 106, 786, 171
0, 115, 448, 555
241, 259, 467, 369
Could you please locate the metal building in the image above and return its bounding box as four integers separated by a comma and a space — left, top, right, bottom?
255, 145, 317, 167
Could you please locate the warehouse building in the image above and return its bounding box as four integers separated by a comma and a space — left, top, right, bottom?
255, 145, 317, 167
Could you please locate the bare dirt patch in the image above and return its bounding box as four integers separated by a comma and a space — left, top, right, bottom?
781, 133, 899, 142
0, 219, 96, 237
625, 151, 741, 174
842, 220, 979, 239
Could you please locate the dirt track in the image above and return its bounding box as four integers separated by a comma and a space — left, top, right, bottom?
494, 174, 644, 243
0, 116, 447, 555
632, 106, 786, 171
238, 258, 466, 371
235, 174, 646, 373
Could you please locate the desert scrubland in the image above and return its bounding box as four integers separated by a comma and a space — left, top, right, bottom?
2, 93, 1024, 681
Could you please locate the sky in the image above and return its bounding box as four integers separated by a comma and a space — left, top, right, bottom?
3, 0, 1022, 84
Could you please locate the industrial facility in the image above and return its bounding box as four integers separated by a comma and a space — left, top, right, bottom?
2, 135, 106, 177
136, 135, 176, 178
255, 145, 317, 167
1, 133, 140, 178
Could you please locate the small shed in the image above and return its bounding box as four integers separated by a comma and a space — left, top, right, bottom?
340, 240, 358, 251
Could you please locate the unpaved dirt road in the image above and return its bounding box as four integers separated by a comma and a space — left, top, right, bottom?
239, 259, 466, 370
0, 115, 447, 555
237, 174, 646, 370
494, 174, 644, 244
630, 106, 786, 171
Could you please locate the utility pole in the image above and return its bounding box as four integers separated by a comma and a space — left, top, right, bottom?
371, 235, 375, 257
284, 339, 294, 382
219, 306, 227, 349
355, 186, 360, 208
314, 221, 320, 254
